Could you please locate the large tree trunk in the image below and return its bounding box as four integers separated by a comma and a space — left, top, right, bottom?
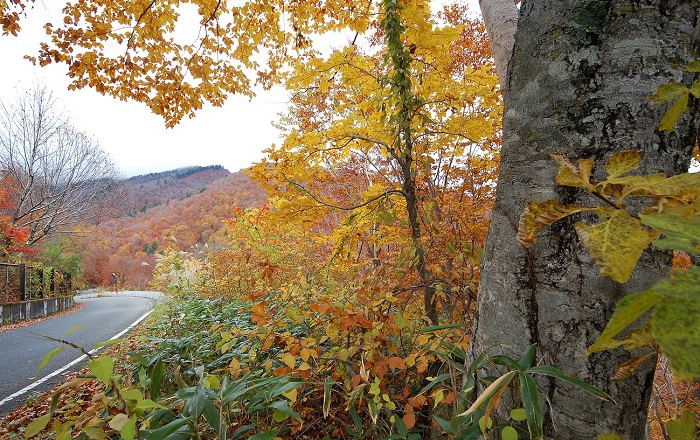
471, 1, 699, 438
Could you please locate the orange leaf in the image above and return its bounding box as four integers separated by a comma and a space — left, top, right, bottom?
409, 395, 427, 407
356, 314, 373, 329
339, 313, 358, 330
273, 366, 290, 376
385, 356, 406, 370
310, 303, 333, 313
403, 411, 416, 429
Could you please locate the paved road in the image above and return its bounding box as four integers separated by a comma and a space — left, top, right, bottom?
0, 296, 155, 416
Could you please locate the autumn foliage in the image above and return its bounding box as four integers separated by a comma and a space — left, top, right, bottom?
141, 2, 502, 435
3, 0, 507, 438
0, 175, 35, 256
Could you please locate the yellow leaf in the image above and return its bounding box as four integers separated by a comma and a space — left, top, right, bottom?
574, 210, 660, 283
432, 389, 444, 408
108, 413, 129, 431
229, 358, 241, 372
298, 362, 311, 370
605, 151, 640, 178
550, 151, 595, 189
517, 200, 595, 247
282, 388, 298, 403
280, 353, 296, 368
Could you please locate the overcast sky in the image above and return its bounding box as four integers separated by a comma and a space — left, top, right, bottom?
0, 1, 481, 177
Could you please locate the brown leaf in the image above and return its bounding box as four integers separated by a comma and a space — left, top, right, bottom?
612, 352, 655, 381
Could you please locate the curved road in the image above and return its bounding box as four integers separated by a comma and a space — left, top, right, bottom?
0, 295, 156, 416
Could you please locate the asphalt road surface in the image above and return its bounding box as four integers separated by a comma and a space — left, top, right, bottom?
0, 296, 155, 416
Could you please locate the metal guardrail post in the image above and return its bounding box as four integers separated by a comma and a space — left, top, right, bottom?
39, 268, 45, 299
19, 264, 26, 301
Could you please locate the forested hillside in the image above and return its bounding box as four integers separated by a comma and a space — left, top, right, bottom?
124, 165, 232, 213
81, 168, 267, 288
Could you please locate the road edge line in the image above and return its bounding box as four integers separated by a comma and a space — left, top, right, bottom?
0, 308, 155, 408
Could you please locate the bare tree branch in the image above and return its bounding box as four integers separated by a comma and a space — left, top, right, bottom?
0, 84, 123, 245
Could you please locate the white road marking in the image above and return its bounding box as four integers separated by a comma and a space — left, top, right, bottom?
0, 308, 155, 408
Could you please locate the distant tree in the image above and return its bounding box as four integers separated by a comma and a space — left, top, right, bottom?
0, 84, 123, 245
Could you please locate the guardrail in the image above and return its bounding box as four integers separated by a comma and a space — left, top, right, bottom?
0, 296, 74, 325
74, 290, 164, 300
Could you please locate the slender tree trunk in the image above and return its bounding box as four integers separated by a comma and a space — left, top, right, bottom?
478, 0, 518, 90
471, 1, 699, 438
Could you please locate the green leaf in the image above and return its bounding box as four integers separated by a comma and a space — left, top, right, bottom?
433, 415, 457, 435
518, 200, 595, 247
526, 365, 612, 400
651, 269, 700, 379
248, 430, 280, 440
421, 323, 465, 333
134, 399, 166, 411
517, 344, 537, 370
395, 417, 409, 437
94, 338, 126, 350
648, 81, 688, 103
120, 415, 137, 440
24, 413, 51, 438
272, 409, 289, 422
666, 410, 697, 440
202, 399, 222, 435
63, 325, 86, 337
203, 375, 221, 390
150, 360, 165, 398
659, 94, 689, 131
323, 376, 333, 418
89, 356, 114, 385
575, 210, 660, 283
641, 214, 700, 255
268, 400, 301, 420
605, 151, 640, 178
146, 418, 190, 440
478, 415, 493, 433
121, 389, 143, 404
588, 289, 663, 354
491, 355, 522, 371
418, 373, 453, 396
501, 426, 518, 440
519, 373, 543, 440
367, 398, 379, 424
37, 345, 66, 374
597, 435, 622, 440
510, 408, 527, 422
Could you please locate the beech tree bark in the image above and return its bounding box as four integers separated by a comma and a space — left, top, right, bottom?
473, 1, 699, 438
